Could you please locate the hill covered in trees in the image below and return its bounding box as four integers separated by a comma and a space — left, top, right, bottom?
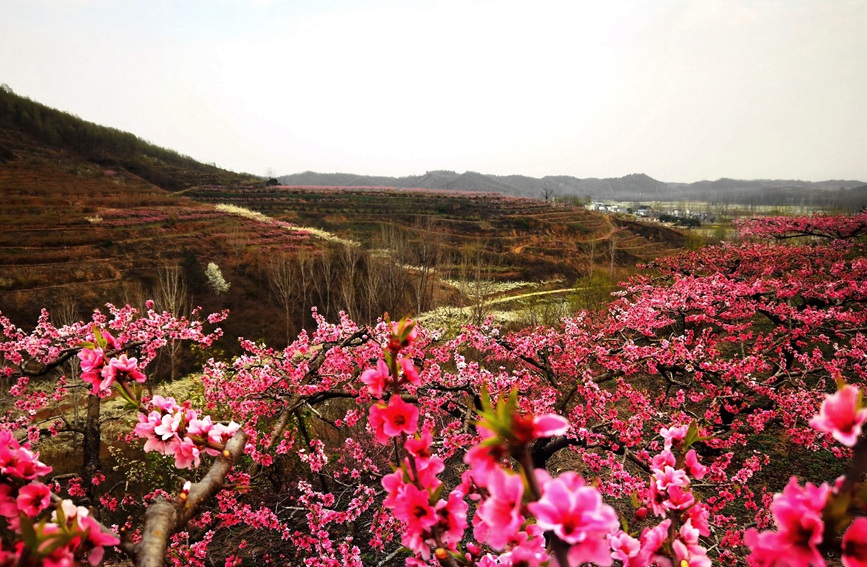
0, 84, 250, 190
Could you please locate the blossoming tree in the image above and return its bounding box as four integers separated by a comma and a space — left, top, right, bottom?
1, 212, 866, 566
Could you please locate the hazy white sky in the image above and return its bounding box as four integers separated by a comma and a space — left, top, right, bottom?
1, 0, 865, 182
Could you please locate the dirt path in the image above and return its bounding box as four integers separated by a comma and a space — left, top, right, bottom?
483, 287, 585, 305
8, 275, 124, 293
582, 215, 619, 243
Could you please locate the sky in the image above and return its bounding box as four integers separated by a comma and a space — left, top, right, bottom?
1, 0, 865, 182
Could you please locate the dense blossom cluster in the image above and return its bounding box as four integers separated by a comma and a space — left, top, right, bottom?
0, 212, 866, 566
133, 395, 241, 469
0, 430, 119, 565
742, 383, 867, 567
77, 330, 146, 396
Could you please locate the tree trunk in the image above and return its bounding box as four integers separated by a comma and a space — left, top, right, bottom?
82, 393, 101, 501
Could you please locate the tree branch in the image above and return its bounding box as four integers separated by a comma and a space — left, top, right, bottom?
134, 430, 247, 567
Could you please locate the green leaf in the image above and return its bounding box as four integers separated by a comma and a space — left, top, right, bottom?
683, 420, 700, 449
114, 383, 138, 407
37, 531, 76, 556
479, 384, 494, 414
430, 483, 444, 504
92, 325, 107, 349
54, 499, 67, 526
19, 514, 37, 548
620, 515, 631, 532
495, 389, 513, 424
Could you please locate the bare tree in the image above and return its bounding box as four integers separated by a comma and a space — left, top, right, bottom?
297, 250, 317, 327
122, 280, 150, 312
608, 230, 621, 277
265, 254, 297, 344
154, 266, 188, 382
456, 241, 501, 327
312, 249, 339, 319
584, 239, 597, 276
51, 294, 80, 328
155, 266, 188, 315
337, 245, 362, 320
411, 217, 444, 315
375, 225, 411, 314
360, 255, 385, 322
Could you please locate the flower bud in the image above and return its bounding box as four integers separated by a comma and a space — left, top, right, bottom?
180, 480, 192, 501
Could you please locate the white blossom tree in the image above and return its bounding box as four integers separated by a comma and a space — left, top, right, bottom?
205, 262, 231, 294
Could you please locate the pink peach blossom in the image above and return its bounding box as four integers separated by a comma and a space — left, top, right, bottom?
100, 354, 146, 386
368, 395, 418, 444
637, 519, 672, 567
379, 394, 419, 438
404, 428, 433, 461
463, 427, 505, 487
435, 491, 468, 544
77, 347, 104, 373
527, 471, 618, 566
809, 384, 867, 447
843, 517, 867, 567
684, 449, 707, 479
399, 357, 420, 386
78, 513, 120, 564
531, 413, 570, 437
473, 467, 525, 550
151, 395, 181, 413
0, 446, 52, 480
367, 403, 390, 445
360, 358, 390, 398
16, 482, 51, 517
391, 484, 437, 536
660, 425, 689, 450
744, 477, 829, 567
173, 436, 201, 469
610, 531, 641, 564
653, 465, 690, 491
650, 449, 676, 470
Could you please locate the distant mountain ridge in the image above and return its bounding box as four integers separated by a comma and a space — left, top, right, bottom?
278, 170, 867, 209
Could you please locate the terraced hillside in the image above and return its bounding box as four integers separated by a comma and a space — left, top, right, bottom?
0, 157, 323, 345
0, 89, 689, 351
185, 185, 686, 283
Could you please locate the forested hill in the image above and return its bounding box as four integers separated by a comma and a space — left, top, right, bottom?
0, 85, 252, 190
279, 170, 867, 209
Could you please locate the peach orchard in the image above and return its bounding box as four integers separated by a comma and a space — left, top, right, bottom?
2, 213, 867, 566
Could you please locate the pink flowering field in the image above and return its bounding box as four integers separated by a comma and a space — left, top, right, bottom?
1, 213, 867, 565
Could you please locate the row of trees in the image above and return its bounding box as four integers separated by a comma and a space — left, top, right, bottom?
261, 222, 514, 342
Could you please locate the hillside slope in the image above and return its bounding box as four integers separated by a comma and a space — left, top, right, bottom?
186, 184, 687, 284
0, 85, 251, 190
0, 90, 689, 353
